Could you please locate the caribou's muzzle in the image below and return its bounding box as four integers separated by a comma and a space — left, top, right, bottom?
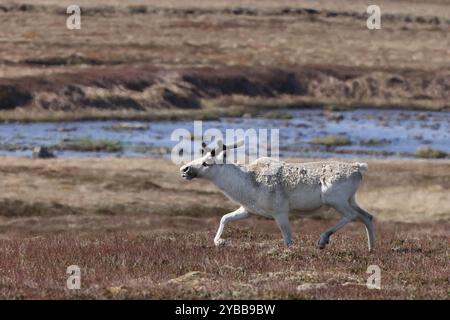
180, 165, 196, 180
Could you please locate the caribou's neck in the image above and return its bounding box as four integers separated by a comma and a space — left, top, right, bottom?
205, 164, 251, 201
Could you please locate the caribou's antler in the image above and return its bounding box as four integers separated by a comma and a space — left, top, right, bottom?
224, 140, 244, 150
215, 139, 244, 153
202, 139, 244, 155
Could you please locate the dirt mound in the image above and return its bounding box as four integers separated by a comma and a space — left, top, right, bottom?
182, 67, 306, 97
0, 65, 448, 113
0, 84, 32, 110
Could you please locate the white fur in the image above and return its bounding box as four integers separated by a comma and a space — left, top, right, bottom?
180, 147, 375, 252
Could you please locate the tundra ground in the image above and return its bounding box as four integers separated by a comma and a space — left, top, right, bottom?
0, 157, 448, 299
0, 0, 449, 121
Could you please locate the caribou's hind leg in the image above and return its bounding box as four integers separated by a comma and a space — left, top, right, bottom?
318, 201, 359, 249
350, 195, 375, 252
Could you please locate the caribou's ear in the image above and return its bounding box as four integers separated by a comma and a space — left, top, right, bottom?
222, 150, 227, 163
201, 141, 211, 153
212, 140, 224, 156
216, 140, 223, 151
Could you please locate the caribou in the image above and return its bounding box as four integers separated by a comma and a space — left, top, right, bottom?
180, 140, 375, 252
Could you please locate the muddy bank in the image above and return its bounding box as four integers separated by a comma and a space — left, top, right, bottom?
0, 65, 449, 121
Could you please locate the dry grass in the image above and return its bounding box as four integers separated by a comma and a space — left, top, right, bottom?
0, 105, 248, 122
0, 220, 448, 299
54, 137, 123, 153
0, 157, 448, 224
311, 135, 352, 146
415, 146, 447, 159
0, 157, 448, 299
1, 0, 449, 72
0, 0, 449, 119
0, 0, 449, 298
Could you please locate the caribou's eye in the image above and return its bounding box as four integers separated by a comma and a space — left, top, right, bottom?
202, 162, 209, 167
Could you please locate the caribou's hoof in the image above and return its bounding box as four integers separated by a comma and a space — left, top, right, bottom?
318, 236, 329, 249
214, 238, 228, 247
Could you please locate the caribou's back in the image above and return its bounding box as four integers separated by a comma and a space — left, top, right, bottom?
245, 158, 366, 211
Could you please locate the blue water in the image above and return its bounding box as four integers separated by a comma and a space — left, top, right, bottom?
0, 108, 448, 159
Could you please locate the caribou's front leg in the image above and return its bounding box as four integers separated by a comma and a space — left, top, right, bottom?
214, 206, 249, 246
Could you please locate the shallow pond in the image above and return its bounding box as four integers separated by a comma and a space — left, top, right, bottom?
0, 108, 448, 159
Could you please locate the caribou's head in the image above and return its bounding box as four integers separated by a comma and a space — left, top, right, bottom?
180, 140, 243, 180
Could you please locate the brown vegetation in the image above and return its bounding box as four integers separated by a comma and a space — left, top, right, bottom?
0, 157, 448, 299
0, 220, 448, 299
0, 0, 449, 120
415, 146, 447, 159
311, 135, 352, 146
0, 0, 448, 299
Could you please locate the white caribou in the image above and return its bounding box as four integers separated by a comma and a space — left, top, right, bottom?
180, 140, 375, 252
